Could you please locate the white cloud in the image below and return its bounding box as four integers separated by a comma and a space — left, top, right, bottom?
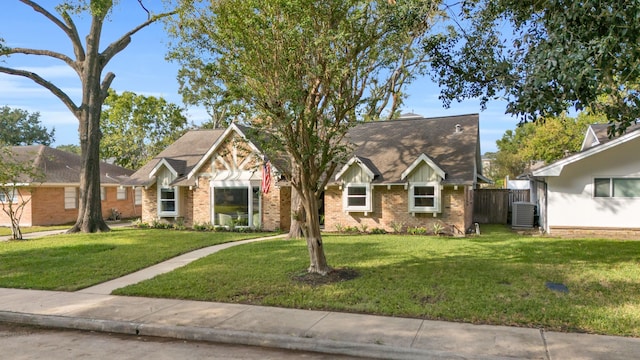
17, 65, 77, 79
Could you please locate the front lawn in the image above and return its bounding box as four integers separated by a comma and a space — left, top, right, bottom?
0, 228, 270, 291
115, 225, 640, 337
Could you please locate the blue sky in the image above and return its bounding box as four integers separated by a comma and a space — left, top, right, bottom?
0, 2, 518, 153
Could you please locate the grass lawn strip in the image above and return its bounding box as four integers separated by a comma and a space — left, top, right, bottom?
0, 228, 270, 291
115, 225, 640, 337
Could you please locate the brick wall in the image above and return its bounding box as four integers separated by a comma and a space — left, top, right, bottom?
142, 183, 157, 224
100, 186, 142, 220
0, 188, 34, 227
549, 226, 640, 240
192, 177, 211, 226
324, 185, 468, 234
262, 184, 283, 231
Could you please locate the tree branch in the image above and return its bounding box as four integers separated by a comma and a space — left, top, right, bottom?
19, 0, 85, 61
101, 11, 177, 64
4, 47, 80, 74
0, 66, 79, 117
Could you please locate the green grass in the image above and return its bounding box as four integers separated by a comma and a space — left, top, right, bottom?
114, 225, 640, 337
0, 225, 71, 236
0, 228, 270, 291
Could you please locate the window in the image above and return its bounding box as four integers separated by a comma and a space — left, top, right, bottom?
159, 187, 177, 216
595, 178, 640, 198
213, 185, 260, 227
117, 187, 127, 200
343, 183, 372, 212
135, 188, 142, 205
0, 189, 16, 203
100, 187, 106, 201
64, 187, 77, 209
409, 182, 440, 212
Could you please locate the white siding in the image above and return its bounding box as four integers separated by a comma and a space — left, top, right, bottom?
342, 164, 373, 183
545, 138, 640, 230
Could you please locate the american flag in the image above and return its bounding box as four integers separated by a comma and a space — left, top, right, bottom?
262, 160, 271, 194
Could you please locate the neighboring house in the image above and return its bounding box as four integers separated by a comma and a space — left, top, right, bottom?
0, 145, 141, 227
531, 123, 640, 238
125, 114, 487, 234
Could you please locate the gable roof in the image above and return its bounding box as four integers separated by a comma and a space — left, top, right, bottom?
337, 114, 481, 185
3, 145, 134, 185
580, 123, 640, 151
534, 124, 640, 177
334, 156, 378, 181
123, 129, 226, 187
126, 114, 482, 187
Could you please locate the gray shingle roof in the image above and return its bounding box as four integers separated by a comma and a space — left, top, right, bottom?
589, 123, 640, 146
341, 114, 480, 185
4, 145, 134, 185
126, 114, 481, 187
124, 129, 226, 187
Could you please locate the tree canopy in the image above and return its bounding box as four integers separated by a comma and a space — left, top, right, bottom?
431, 0, 640, 133
0, 106, 55, 146
101, 89, 189, 170
169, 0, 443, 274
492, 112, 608, 181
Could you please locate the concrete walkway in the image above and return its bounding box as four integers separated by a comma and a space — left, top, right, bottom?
0, 229, 639, 359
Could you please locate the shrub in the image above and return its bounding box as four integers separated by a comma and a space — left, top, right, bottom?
389, 221, 405, 233
370, 227, 387, 234
407, 226, 427, 235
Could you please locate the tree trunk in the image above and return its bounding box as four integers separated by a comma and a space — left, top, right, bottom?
301, 192, 330, 275
9, 208, 22, 240
288, 186, 305, 239
67, 18, 109, 234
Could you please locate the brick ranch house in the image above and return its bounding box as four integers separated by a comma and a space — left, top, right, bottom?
0, 145, 141, 227
124, 114, 488, 234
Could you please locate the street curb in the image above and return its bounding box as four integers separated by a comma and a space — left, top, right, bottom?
0, 310, 508, 360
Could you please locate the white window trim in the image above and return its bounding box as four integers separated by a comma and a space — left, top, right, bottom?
64, 187, 77, 210
408, 182, 441, 213
100, 187, 106, 201
0, 189, 17, 204
134, 187, 142, 205
342, 182, 372, 213
158, 186, 179, 217
116, 187, 127, 200
210, 181, 261, 228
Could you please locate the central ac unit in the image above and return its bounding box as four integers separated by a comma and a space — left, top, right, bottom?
512, 202, 535, 228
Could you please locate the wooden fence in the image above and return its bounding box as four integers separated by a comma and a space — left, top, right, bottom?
473, 189, 530, 224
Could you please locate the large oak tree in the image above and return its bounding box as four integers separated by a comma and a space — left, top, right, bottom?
169, 0, 444, 274
0, 1, 175, 233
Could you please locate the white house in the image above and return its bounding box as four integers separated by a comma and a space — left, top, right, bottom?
532, 123, 640, 238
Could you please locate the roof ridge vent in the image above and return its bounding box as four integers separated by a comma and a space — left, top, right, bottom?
455, 124, 462, 133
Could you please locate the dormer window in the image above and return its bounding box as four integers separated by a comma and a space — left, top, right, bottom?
335, 156, 377, 214
343, 183, 372, 212
409, 182, 440, 213
402, 154, 445, 214
159, 187, 177, 215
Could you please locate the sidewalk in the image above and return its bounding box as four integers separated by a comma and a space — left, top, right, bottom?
0, 231, 639, 359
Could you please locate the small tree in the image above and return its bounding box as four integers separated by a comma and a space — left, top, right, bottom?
0, 147, 44, 240
170, 0, 441, 274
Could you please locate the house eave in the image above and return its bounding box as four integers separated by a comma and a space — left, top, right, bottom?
533, 128, 640, 177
